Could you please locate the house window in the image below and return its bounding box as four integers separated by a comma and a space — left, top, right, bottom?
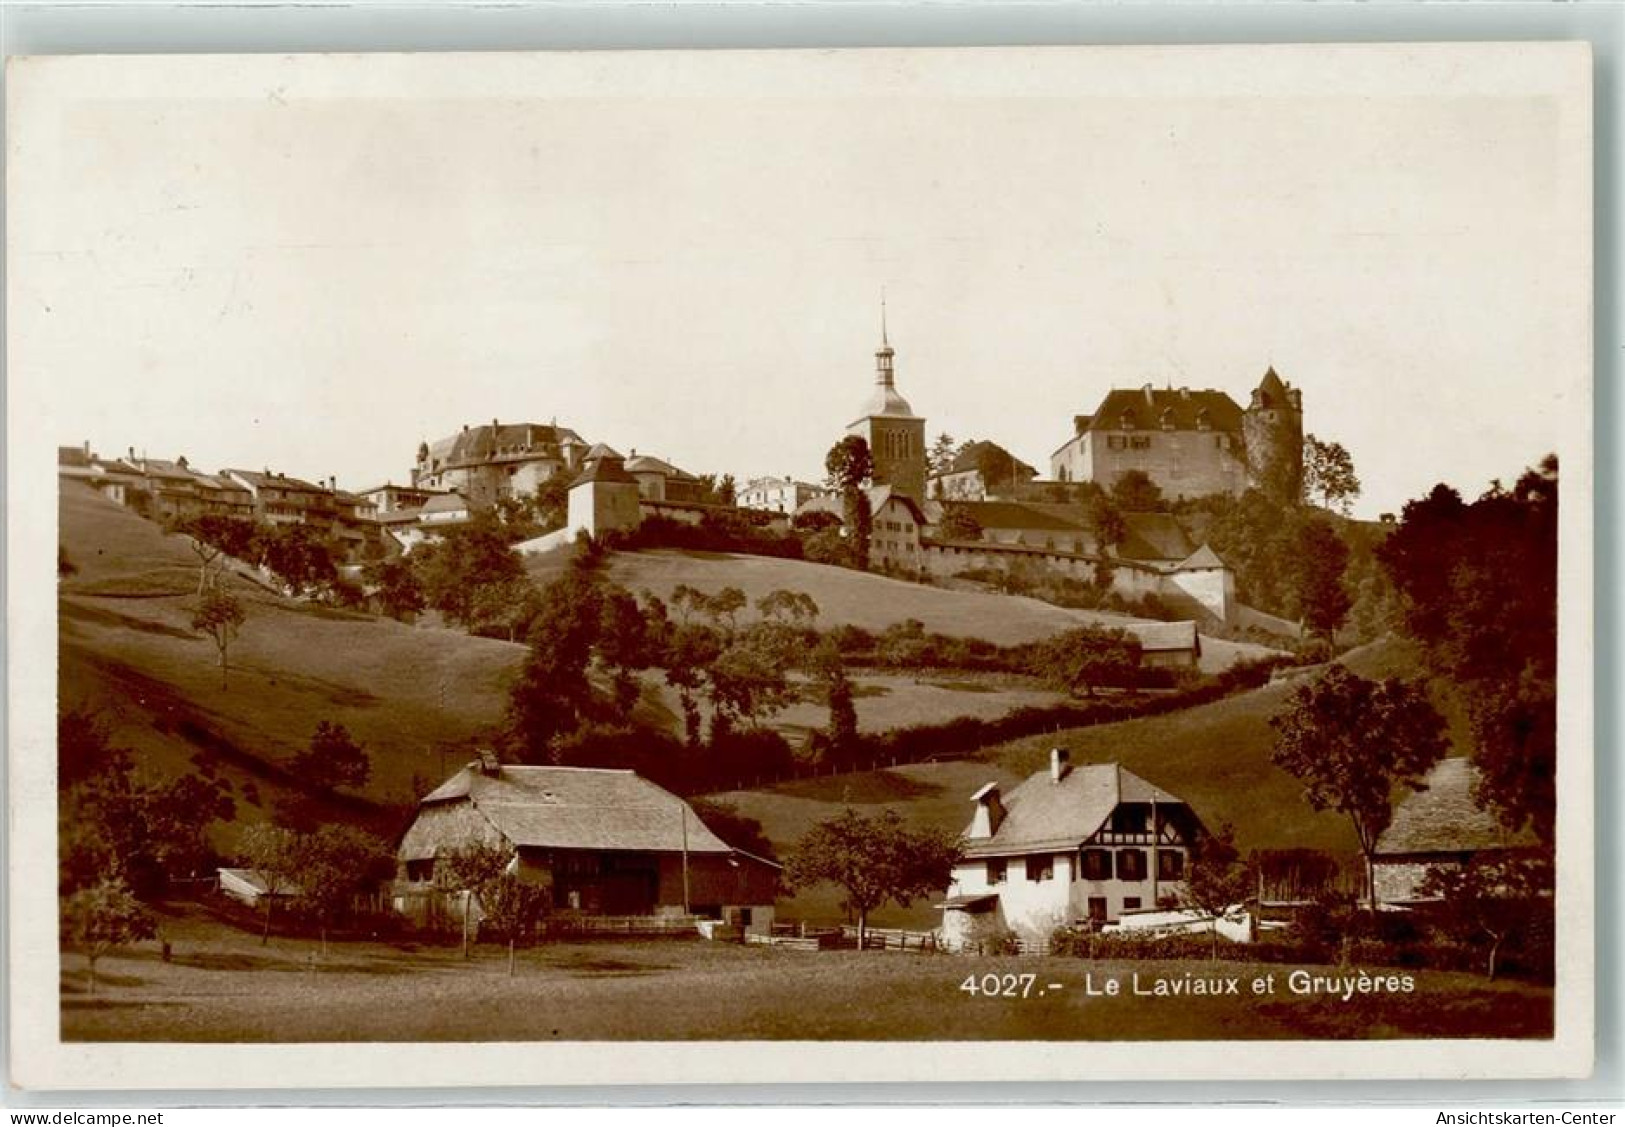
1078, 848, 1112, 881
1111, 807, 1146, 834
405, 859, 434, 882
1108, 435, 1127, 451
1027, 854, 1054, 882
1087, 897, 1108, 922
987, 859, 1007, 885
1130, 436, 1152, 451
1123, 897, 1142, 912
1157, 850, 1185, 880
1116, 849, 1147, 882
739, 907, 754, 926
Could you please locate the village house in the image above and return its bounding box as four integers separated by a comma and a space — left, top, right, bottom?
1049, 370, 1304, 503
395, 757, 781, 935
928, 440, 1038, 502
939, 752, 1204, 950
412, 420, 591, 509
795, 484, 928, 575
1371, 758, 1542, 906
738, 476, 828, 515
58, 443, 145, 507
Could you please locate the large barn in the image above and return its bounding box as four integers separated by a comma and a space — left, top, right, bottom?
395, 756, 781, 935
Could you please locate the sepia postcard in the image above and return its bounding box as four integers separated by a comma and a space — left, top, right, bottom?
5, 42, 1594, 1090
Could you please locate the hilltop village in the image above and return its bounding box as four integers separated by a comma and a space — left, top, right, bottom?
55, 323, 1556, 1039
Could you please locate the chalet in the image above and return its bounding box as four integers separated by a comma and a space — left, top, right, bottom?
1372, 758, 1541, 906
939, 752, 1204, 949
395, 758, 781, 935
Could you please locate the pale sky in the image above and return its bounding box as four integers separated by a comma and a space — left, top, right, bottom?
10, 45, 1591, 518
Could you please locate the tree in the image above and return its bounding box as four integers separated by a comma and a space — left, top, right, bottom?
506, 568, 605, 756
825, 436, 874, 571
414, 518, 527, 632
1269, 666, 1449, 911
785, 809, 960, 948
811, 638, 859, 769
1377, 459, 1557, 841
362, 556, 426, 621
1087, 493, 1127, 555
59, 710, 234, 898
60, 876, 156, 995
237, 823, 306, 944
973, 443, 1020, 498
1178, 824, 1255, 959
191, 589, 246, 690
297, 825, 393, 955
597, 586, 654, 721
1110, 469, 1164, 512
478, 873, 550, 976
295, 720, 371, 793
1303, 434, 1362, 515
938, 504, 983, 543
687, 798, 777, 861
434, 842, 515, 959
257, 522, 338, 597
928, 432, 959, 478
1032, 625, 1143, 697
1417, 853, 1551, 980
1292, 517, 1352, 642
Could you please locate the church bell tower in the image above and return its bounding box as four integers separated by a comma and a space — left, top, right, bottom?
846, 301, 927, 501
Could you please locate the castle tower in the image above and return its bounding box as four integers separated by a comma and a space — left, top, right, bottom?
1242, 367, 1304, 503
566, 443, 643, 540
846, 305, 927, 500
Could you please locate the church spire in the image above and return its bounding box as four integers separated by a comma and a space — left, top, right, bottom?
875, 291, 895, 385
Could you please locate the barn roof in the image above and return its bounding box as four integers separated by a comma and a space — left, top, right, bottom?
962, 762, 1188, 858
1374, 758, 1536, 856
416, 764, 736, 856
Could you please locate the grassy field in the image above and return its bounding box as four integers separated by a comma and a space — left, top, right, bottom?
58, 484, 523, 827
711, 637, 1449, 928
534, 547, 1275, 675
61, 907, 1550, 1043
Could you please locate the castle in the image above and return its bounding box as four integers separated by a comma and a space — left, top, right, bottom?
1049, 368, 1304, 503
412, 420, 591, 509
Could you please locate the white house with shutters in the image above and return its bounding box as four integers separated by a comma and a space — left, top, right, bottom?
938, 751, 1205, 950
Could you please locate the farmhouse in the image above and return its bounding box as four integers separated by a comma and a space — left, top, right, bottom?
395, 757, 781, 935
1372, 757, 1541, 906
796, 484, 929, 574
939, 752, 1204, 949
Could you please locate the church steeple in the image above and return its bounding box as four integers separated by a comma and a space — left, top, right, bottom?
876, 294, 895, 384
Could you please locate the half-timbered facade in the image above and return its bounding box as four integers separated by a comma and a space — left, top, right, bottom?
939, 752, 1204, 949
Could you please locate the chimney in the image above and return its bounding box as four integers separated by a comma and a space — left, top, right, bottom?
969, 782, 1006, 839
1073, 414, 1090, 437
128, 446, 136, 461
1143, 384, 1155, 405
475, 749, 502, 776
1050, 747, 1070, 784
492, 418, 499, 430
1179, 387, 1190, 400
176, 455, 188, 469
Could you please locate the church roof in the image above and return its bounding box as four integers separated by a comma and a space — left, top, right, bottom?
855, 382, 919, 421
1085, 387, 1243, 433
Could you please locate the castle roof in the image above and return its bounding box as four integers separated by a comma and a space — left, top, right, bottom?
571, 451, 637, 487
424, 423, 586, 470
1085, 387, 1243, 434
625, 454, 696, 481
